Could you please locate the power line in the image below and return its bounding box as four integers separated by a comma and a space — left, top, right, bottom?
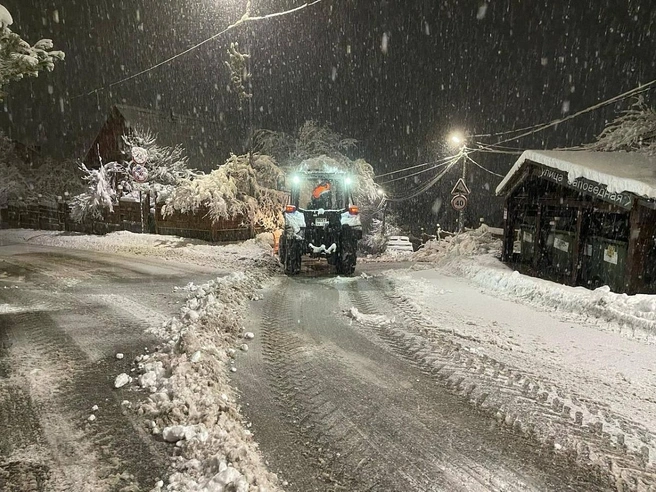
487, 79, 656, 146
385, 158, 461, 202
374, 153, 458, 179
71, 0, 325, 100
471, 79, 656, 144
465, 154, 504, 178
473, 142, 524, 155
377, 157, 457, 185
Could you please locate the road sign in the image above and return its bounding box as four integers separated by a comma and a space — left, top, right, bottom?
131, 146, 149, 164
451, 194, 468, 211
451, 177, 471, 195
132, 164, 149, 183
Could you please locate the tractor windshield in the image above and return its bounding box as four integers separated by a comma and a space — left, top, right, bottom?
292, 174, 351, 210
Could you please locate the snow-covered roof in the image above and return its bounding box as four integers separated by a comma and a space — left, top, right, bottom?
496, 150, 656, 200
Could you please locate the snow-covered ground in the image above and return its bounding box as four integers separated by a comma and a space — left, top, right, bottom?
0, 229, 283, 492
6, 226, 656, 488
369, 226, 656, 486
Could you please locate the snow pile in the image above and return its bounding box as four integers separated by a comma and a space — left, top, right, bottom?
413, 225, 501, 264
4, 229, 276, 272
400, 225, 656, 336
128, 271, 281, 491
456, 259, 656, 337
346, 307, 391, 327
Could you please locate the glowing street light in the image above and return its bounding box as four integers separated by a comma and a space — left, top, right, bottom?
448, 131, 466, 148
447, 131, 469, 233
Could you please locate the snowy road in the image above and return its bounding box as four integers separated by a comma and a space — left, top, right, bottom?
233, 270, 615, 492
0, 240, 221, 491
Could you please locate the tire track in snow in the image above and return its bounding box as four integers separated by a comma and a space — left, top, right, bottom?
257, 278, 587, 491
344, 276, 653, 490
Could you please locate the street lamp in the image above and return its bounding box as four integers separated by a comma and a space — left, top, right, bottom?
448, 131, 466, 149
447, 131, 468, 233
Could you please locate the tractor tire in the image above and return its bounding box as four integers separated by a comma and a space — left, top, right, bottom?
336, 241, 357, 276
283, 239, 302, 275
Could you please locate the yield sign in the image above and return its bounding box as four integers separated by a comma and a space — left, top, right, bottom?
451, 177, 471, 195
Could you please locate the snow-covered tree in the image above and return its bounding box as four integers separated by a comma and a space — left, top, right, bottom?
163, 153, 287, 231
69, 163, 116, 222
0, 4, 64, 98
0, 132, 27, 205
585, 99, 656, 154
119, 128, 197, 198
0, 160, 26, 206
31, 157, 84, 200
254, 120, 357, 165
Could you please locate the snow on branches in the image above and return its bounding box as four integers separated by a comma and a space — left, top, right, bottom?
225, 42, 252, 111
163, 153, 287, 231
0, 4, 64, 98
254, 121, 377, 206
70, 163, 116, 222
254, 120, 357, 165
586, 99, 656, 154
121, 128, 196, 194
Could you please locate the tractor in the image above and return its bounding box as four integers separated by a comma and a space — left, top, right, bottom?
279, 170, 362, 275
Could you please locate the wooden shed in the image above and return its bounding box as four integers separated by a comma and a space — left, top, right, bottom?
496, 150, 656, 294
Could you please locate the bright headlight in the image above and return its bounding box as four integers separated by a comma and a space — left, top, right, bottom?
291, 175, 301, 186
344, 176, 353, 186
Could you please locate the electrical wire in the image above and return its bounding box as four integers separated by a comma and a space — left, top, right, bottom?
464, 154, 504, 178
473, 142, 524, 155
471, 79, 656, 143
385, 159, 461, 202
374, 153, 459, 180
377, 157, 457, 185
486, 79, 656, 146
71, 0, 325, 99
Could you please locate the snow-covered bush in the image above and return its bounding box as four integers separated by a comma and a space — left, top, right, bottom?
585, 99, 656, 154
30, 158, 84, 200
163, 153, 287, 231
69, 163, 116, 221
0, 4, 64, 98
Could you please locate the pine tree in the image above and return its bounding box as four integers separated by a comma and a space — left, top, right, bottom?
0, 4, 64, 98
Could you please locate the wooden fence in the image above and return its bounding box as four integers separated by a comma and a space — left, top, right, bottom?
0, 198, 256, 243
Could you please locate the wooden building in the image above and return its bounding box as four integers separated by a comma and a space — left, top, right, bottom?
83, 105, 227, 172
496, 150, 656, 294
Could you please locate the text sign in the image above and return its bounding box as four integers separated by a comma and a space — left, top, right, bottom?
451, 194, 468, 211
535, 166, 633, 210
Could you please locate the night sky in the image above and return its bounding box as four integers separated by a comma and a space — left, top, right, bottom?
2, 0, 655, 228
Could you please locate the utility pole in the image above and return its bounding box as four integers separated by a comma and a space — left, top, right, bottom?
458, 157, 466, 233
